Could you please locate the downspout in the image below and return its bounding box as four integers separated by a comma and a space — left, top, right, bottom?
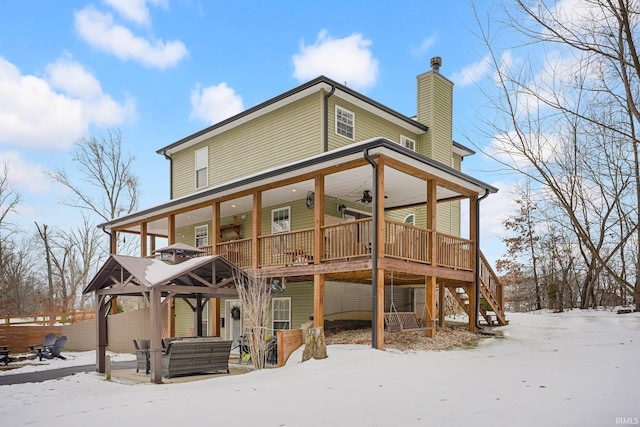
364, 148, 379, 349
101, 227, 113, 255
475, 189, 490, 330
162, 151, 174, 199
323, 85, 336, 152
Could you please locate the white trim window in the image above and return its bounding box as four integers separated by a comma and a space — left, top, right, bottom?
195, 146, 208, 189
271, 207, 290, 234
400, 135, 416, 151
272, 297, 291, 331
335, 106, 355, 140
403, 213, 416, 226
195, 224, 208, 248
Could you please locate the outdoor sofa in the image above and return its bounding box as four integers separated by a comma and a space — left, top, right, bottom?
161, 338, 233, 378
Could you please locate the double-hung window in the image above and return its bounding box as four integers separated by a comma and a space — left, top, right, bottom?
336, 106, 354, 140
195, 147, 208, 189
272, 297, 291, 331
400, 135, 416, 151
195, 225, 208, 248
272, 207, 290, 254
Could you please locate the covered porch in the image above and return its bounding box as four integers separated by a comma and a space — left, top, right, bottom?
100, 138, 499, 349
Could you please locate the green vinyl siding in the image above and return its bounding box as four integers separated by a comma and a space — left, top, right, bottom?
436, 201, 460, 236
326, 98, 420, 152
416, 71, 453, 165
174, 299, 194, 337
171, 93, 323, 199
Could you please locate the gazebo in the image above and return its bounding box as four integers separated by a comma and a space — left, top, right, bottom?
83, 244, 245, 383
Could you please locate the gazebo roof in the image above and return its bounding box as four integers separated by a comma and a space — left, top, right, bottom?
83, 254, 243, 298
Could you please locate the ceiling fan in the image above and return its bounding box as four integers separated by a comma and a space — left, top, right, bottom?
360, 190, 373, 203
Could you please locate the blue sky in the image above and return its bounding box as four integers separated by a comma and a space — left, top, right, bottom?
0, 0, 520, 262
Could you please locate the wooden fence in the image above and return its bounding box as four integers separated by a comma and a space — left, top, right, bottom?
1, 311, 95, 326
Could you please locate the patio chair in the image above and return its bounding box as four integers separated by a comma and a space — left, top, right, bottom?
0, 346, 9, 366
133, 339, 150, 374
238, 335, 251, 364
37, 335, 67, 361
29, 333, 58, 357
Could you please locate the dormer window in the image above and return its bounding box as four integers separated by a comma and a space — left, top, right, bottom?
336, 106, 354, 140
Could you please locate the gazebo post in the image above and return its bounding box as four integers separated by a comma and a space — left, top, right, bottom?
149, 288, 163, 384
95, 294, 107, 373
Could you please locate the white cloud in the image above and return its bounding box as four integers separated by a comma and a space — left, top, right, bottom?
189, 82, 244, 125
411, 35, 437, 57
0, 56, 135, 149
0, 150, 51, 193
292, 30, 379, 90
74, 6, 187, 69
103, 0, 168, 26
451, 55, 492, 87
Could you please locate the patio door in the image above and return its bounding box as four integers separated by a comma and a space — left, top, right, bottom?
225, 299, 243, 348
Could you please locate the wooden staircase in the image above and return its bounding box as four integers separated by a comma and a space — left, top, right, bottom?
448, 251, 508, 327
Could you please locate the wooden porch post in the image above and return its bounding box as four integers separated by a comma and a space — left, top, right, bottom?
425, 276, 437, 338
211, 298, 221, 337
110, 230, 117, 254
313, 175, 325, 328
374, 157, 385, 350
252, 191, 262, 269
426, 179, 438, 338
167, 214, 176, 338
95, 294, 107, 373
212, 202, 220, 254
140, 223, 148, 258
149, 287, 163, 384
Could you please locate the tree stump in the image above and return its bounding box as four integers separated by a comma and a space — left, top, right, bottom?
302, 327, 327, 362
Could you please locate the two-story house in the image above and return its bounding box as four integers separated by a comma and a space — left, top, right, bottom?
89, 57, 506, 361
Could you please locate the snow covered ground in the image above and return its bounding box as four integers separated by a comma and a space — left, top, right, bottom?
0, 309, 639, 426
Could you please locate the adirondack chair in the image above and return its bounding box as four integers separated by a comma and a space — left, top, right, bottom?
37, 336, 67, 361
29, 333, 58, 357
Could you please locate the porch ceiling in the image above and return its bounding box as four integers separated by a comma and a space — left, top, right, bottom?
105, 138, 497, 236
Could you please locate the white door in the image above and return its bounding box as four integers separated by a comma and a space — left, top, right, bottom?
225, 299, 242, 350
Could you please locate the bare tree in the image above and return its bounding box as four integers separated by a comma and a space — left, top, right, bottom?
232, 269, 271, 370
0, 165, 22, 315
473, 0, 639, 309
47, 128, 139, 223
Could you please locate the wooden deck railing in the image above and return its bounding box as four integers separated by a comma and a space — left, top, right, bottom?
479, 250, 504, 311
196, 219, 474, 272
259, 228, 315, 268
384, 219, 430, 263
436, 233, 473, 271
322, 219, 372, 260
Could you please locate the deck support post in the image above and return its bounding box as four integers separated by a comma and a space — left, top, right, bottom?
438, 282, 445, 328
425, 276, 437, 338
468, 282, 477, 333
313, 274, 325, 328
